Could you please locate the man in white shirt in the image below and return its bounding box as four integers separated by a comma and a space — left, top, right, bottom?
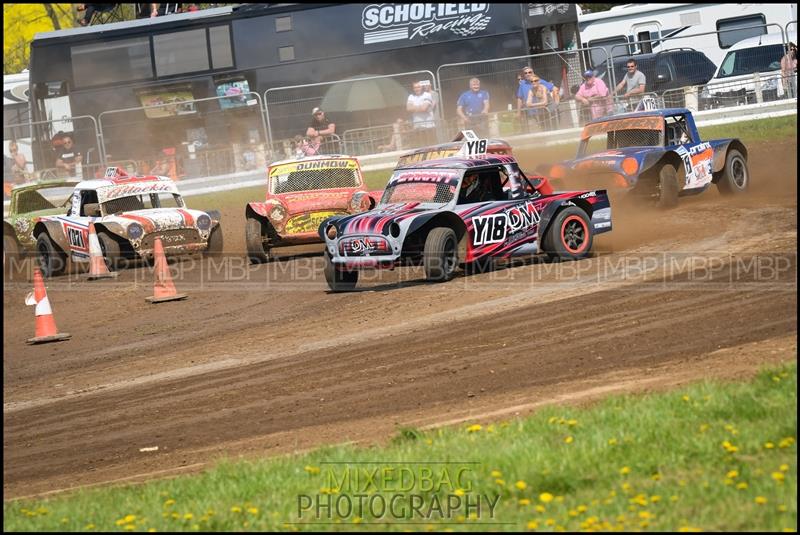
407, 81, 435, 129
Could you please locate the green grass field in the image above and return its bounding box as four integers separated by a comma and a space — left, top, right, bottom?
186, 114, 797, 211
4, 363, 796, 532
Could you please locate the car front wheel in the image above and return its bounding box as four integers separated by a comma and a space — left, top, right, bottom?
656, 164, 680, 209
36, 233, 67, 278
246, 217, 271, 264
423, 227, 458, 282
204, 224, 223, 257
323, 252, 358, 292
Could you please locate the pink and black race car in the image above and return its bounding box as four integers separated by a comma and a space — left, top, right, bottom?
320, 154, 612, 291
245, 155, 376, 262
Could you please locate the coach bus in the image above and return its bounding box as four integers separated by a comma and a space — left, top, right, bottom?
28, 3, 579, 172
579, 3, 797, 69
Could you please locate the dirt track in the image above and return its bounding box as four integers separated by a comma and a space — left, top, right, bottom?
3, 140, 797, 500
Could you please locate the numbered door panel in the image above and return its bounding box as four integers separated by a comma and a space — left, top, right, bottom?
463, 198, 544, 261
61, 219, 90, 259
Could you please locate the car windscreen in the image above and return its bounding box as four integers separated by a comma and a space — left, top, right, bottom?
717, 44, 785, 78
103, 193, 182, 214
15, 186, 74, 213
269, 159, 362, 194
379, 170, 460, 206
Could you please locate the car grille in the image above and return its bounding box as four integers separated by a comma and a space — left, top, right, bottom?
339, 236, 391, 256
141, 229, 201, 249
284, 211, 343, 235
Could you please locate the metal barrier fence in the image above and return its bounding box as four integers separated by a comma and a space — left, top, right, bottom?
263, 70, 438, 156
4, 116, 103, 199
97, 92, 269, 180
607, 23, 788, 106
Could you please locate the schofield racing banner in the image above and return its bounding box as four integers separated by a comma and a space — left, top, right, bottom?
361, 4, 495, 45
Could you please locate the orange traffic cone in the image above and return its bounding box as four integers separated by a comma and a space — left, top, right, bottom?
145, 237, 187, 303
26, 269, 71, 344
84, 222, 118, 280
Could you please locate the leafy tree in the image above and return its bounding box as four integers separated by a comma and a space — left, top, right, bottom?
3, 4, 74, 74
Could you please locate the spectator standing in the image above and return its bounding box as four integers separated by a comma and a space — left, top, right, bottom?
615, 59, 647, 108
407, 81, 435, 146
306, 107, 336, 154
55, 134, 83, 178
516, 68, 534, 121
525, 75, 550, 130
781, 42, 797, 98
456, 78, 490, 134
9, 141, 28, 182
575, 70, 612, 121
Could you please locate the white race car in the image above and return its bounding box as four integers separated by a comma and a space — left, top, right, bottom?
33, 167, 222, 276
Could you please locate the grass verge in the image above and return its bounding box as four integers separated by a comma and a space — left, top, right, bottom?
4, 362, 796, 532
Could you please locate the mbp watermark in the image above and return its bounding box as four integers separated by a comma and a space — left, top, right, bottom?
295, 462, 502, 525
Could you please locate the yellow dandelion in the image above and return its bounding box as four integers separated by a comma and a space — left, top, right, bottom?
682, 395, 690, 402
304, 465, 320, 474
670, 495, 679, 502
782, 528, 796, 532
183, 513, 193, 521
466, 424, 482, 433
495, 478, 506, 486
778, 437, 795, 448
519, 498, 531, 506
568, 510, 579, 517
755, 496, 768, 505
124, 526, 135, 532
230, 506, 242, 514
164, 499, 176, 507
564, 436, 574, 444
527, 520, 539, 530
535, 504, 546, 513
736, 482, 749, 490
651, 495, 661, 503
491, 470, 502, 478
84, 524, 96, 530
577, 504, 588, 513
548, 416, 558, 424
454, 488, 465, 497
620, 466, 631, 475
724, 478, 735, 486
765, 442, 776, 449
698, 424, 710, 433
516, 480, 528, 491
148, 529, 157, 533
247, 507, 259, 515
778, 505, 788, 513
651, 472, 662, 481
621, 482, 632, 492
539, 492, 554, 503
639, 511, 653, 519
352, 517, 362, 524
779, 464, 790, 472
727, 470, 739, 479
679, 527, 702, 532
545, 518, 556, 527
487, 424, 496, 433
566, 419, 578, 426
608, 438, 618, 446
772, 472, 785, 483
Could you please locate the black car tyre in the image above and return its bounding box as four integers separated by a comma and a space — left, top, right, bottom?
656, 164, 680, 209
97, 231, 122, 271
717, 149, 749, 195
246, 217, 271, 264
4, 233, 21, 280
544, 206, 594, 261
424, 227, 458, 282
204, 224, 224, 257
324, 252, 358, 292
36, 233, 67, 277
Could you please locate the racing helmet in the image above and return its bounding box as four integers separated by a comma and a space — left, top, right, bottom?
463, 172, 480, 198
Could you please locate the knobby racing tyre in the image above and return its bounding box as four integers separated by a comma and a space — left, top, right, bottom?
716, 149, 749, 195
545, 206, 594, 261
204, 224, 224, 257
97, 231, 123, 271
246, 216, 271, 264
423, 227, 458, 282
4, 233, 21, 280
656, 164, 680, 209
323, 252, 358, 292
36, 233, 67, 278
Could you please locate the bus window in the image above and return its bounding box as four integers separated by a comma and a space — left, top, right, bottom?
716, 14, 766, 49
154, 29, 210, 77
71, 37, 153, 87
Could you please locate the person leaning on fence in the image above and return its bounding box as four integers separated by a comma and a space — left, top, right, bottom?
575, 70, 612, 121
54, 134, 83, 178
306, 107, 336, 154
456, 78, 490, 134
525, 75, 550, 130
516, 68, 535, 123
781, 42, 797, 98
407, 81, 436, 147
615, 59, 647, 106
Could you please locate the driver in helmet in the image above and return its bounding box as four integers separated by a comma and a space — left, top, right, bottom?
460, 172, 484, 203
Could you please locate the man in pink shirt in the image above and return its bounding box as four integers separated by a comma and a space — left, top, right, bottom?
575, 70, 612, 120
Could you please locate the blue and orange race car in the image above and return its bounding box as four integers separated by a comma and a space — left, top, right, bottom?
319, 154, 612, 291
542, 108, 750, 208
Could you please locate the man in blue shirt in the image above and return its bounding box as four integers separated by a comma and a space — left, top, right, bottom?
457, 78, 490, 135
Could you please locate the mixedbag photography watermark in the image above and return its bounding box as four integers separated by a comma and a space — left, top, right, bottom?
295, 462, 501, 524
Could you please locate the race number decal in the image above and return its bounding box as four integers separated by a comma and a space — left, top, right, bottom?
472, 214, 506, 246
63, 223, 88, 252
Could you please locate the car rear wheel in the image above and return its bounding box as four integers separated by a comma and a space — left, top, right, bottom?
36, 233, 67, 278
323, 252, 358, 292
717, 149, 749, 195
424, 227, 458, 282
656, 164, 680, 209
246, 216, 271, 264
204, 224, 223, 257
97, 231, 122, 271
544, 206, 594, 261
